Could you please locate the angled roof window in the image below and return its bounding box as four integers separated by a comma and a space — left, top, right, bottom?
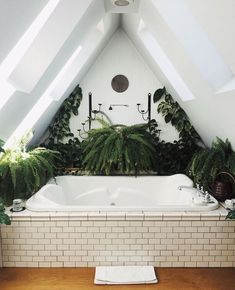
152, 0, 235, 92
139, 21, 195, 101
4, 44, 82, 149
0, 0, 60, 110
0, 80, 16, 111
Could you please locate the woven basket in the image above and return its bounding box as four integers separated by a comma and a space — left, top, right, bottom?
212, 172, 235, 202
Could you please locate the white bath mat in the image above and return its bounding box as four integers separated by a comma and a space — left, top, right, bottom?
94, 266, 158, 285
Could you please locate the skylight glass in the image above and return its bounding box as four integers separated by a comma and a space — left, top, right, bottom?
0, 0, 60, 111
0, 80, 16, 111
0, 0, 60, 80
49, 45, 82, 100
139, 24, 195, 101
152, 0, 235, 91
4, 44, 82, 148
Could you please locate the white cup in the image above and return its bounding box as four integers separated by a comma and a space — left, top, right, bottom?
13, 199, 23, 212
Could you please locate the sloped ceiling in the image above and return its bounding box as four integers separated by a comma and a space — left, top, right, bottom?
0, 0, 235, 147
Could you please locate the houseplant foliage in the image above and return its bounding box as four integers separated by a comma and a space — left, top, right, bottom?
0, 197, 11, 225
0, 134, 59, 205
187, 137, 235, 192
226, 209, 235, 220
45, 84, 83, 168
82, 123, 157, 175
153, 87, 202, 174
0, 138, 4, 153
0, 140, 11, 224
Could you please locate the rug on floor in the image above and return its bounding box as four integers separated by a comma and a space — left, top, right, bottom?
94, 266, 158, 285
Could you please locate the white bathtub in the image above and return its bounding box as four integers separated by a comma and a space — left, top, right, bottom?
26, 174, 219, 212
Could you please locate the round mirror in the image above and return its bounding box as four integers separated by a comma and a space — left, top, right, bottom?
111, 75, 129, 93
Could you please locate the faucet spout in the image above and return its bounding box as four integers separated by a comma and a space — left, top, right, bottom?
178, 185, 195, 191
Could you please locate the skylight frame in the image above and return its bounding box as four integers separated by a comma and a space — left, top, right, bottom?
138, 20, 195, 101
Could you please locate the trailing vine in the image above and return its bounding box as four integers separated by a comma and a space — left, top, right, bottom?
154, 87, 202, 143
47, 84, 83, 144
153, 87, 203, 174
44, 84, 83, 168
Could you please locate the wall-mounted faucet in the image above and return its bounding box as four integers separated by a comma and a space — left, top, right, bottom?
109, 104, 129, 110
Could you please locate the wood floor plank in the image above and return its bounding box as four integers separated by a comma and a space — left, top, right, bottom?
0, 268, 234, 290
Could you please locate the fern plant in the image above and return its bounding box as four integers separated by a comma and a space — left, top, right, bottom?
82, 123, 157, 175
0, 144, 59, 205
187, 137, 235, 191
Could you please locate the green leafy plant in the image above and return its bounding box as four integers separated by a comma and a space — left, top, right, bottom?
44, 84, 83, 168
47, 84, 82, 143
153, 87, 202, 174
48, 138, 81, 170
226, 209, 235, 220
0, 197, 11, 225
0, 138, 5, 153
0, 136, 59, 205
82, 123, 157, 175
154, 139, 200, 175
154, 87, 201, 142
187, 137, 235, 192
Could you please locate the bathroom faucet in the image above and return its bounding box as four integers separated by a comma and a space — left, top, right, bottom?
178, 185, 196, 191
178, 184, 204, 194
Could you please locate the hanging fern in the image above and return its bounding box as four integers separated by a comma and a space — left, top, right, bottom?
82, 123, 157, 175
0, 143, 59, 205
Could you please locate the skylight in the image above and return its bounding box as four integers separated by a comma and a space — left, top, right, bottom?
48, 45, 82, 100
4, 44, 82, 149
51, 23, 104, 100
152, 0, 235, 92
0, 0, 60, 80
139, 24, 195, 101
0, 0, 60, 110
0, 80, 16, 111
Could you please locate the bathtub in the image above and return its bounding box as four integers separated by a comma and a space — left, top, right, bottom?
26, 174, 219, 212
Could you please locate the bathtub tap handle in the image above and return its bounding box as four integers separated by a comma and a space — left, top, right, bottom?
204, 191, 210, 203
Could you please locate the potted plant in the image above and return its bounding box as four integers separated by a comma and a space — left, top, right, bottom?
0, 135, 59, 205
82, 123, 157, 175
188, 137, 235, 201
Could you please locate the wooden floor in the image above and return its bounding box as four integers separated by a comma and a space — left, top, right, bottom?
0, 268, 234, 290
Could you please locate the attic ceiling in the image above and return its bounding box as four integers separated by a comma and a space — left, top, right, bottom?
0, 0, 235, 147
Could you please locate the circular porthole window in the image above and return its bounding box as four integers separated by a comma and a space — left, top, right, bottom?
111, 75, 129, 93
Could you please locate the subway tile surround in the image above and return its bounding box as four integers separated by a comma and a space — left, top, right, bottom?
0, 207, 235, 268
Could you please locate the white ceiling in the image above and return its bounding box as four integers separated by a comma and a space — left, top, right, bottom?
1, 0, 235, 147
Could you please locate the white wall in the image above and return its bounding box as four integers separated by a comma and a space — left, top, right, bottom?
70, 29, 179, 142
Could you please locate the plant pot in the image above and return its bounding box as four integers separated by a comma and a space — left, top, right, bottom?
212, 172, 235, 202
